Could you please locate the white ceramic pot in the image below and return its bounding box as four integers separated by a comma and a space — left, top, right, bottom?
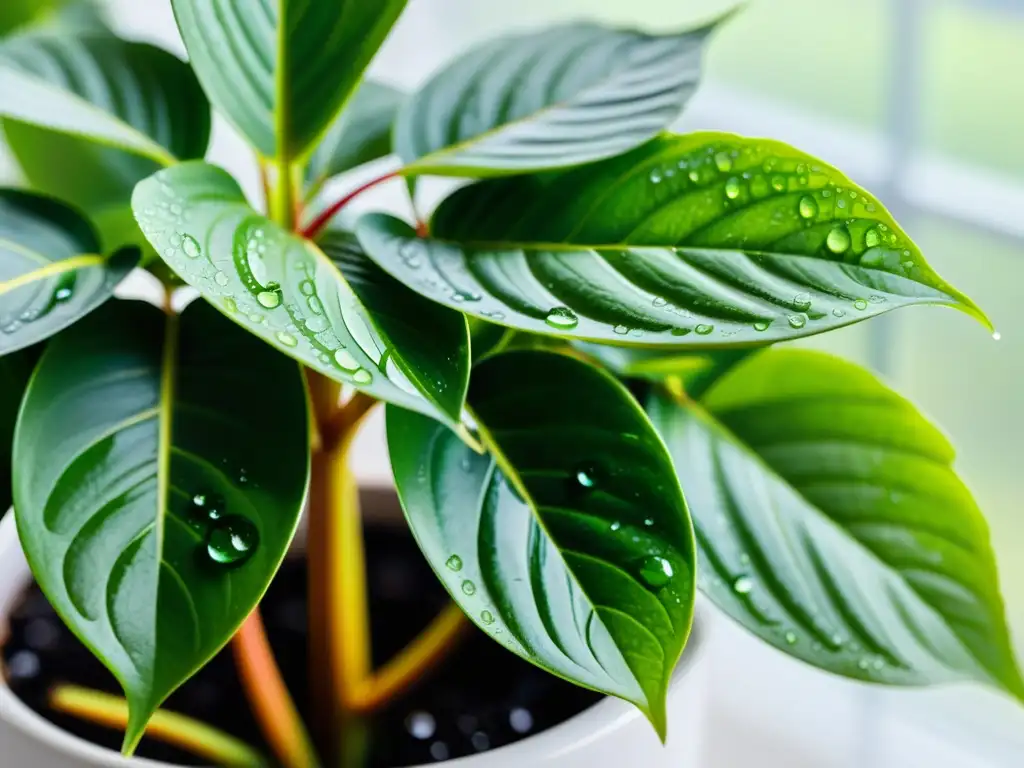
0, 512, 710, 767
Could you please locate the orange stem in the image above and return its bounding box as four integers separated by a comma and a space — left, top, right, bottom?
234, 610, 320, 768
301, 172, 399, 240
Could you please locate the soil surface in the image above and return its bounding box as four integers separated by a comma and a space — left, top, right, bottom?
2, 521, 602, 766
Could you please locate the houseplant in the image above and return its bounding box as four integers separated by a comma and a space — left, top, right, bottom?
1, 0, 1022, 766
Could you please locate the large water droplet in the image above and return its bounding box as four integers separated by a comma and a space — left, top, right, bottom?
714, 151, 733, 173
223, 297, 238, 314
182, 234, 201, 259
724, 177, 742, 200
214, 271, 230, 287
54, 287, 73, 303
257, 285, 282, 309
695, 324, 714, 336
798, 195, 818, 220
784, 631, 798, 645
545, 307, 578, 330
854, 299, 869, 311
305, 316, 328, 333
276, 331, 298, 348
733, 576, 754, 595
461, 580, 477, 596
613, 325, 629, 336
793, 292, 812, 311
864, 228, 882, 248
826, 226, 852, 254
205, 516, 258, 566
446, 555, 463, 572
753, 320, 771, 332
353, 369, 373, 385
649, 169, 663, 184
788, 314, 807, 329
771, 176, 786, 192
639, 556, 674, 589
334, 349, 359, 372
993, 331, 1002, 342
481, 610, 496, 625
832, 308, 846, 318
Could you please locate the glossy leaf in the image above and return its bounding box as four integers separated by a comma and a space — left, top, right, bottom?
388, 350, 696, 737
0, 189, 138, 355
0, 33, 211, 251
0, 0, 104, 37
646, 349, 1024, 698
394, 20, 717, 176
307, 81, 405, 193
0, 347, 38, 514
172, 0, 407, 159
132, 162, 470, 429
358, 133, 987, 347
577, 344, 750, 392
13, 299, 310, 750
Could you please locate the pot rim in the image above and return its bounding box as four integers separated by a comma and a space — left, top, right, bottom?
0, 512, 707, 767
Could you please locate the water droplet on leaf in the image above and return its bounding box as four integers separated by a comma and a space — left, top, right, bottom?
753, 320, 771, 332
864, 228, 882, 248
826, 226, 852, 254
462, 580, 477, 596
695, 324, 714, 336
205, 516, 258, 566
181, 235, 201, 259
788, 314, 807, 329
798, 195, 818, 219
481, 610, 495, 625
714, 151, 733, 173
724, 177, 742, 200
446, 555, 463, 572
276, 331, 298, 347
545, 307, 578, 330
854, 299, 869, 311
733, 576, 754, 594
639, 556, 674, 589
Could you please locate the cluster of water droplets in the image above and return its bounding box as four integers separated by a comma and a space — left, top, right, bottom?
186, 490, 259, 567
1, 274, 77, 336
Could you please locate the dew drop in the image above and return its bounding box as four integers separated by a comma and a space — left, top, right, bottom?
276, 331, 298, 348
461, 580, 477, 596
574, 462, 599, 491
644, 518, 654, 527
649, 169, 663, 184
733, 576, 754, 595
858, 658, 871, 671
826, 226, 852, 254
793, 292, 812, 311
407, 712, 436, 741
832, 308, 846, 318
205, 516, 258, 566
688, 169, 700, 183
771, 176, 786, 192
864, 228, 883, 248
714, 151, 733, 173
333, 348, 360, 371
214, 271, 230, 287
798, 195, 818, 220
545, 307, 578, 330
784, 631, 798, 645
181, 234, 201, 259
753, 320, 771, 332
353, 369, 373, 385
481, 610, 496, 625
446, 555, 463, 572
223, 297, 238, 313
993, 331, 1002, 341
54, 287, 73, 303
257, 287, 282, 309
788, 314, 807, 329
613, 325, 629, 336
854, 299, 869, 311
695, 324, 714, 336
305, 316, 328, 333
724, 177, 742, 200
610, 521, 621, 532
639, 556, 674, 589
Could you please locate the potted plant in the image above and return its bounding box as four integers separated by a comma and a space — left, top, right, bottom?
1, 1, 1021, 766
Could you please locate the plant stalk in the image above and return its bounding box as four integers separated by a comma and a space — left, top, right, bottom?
300, 171, 399, 240
49, 686, 265, 767
307, 385, 377, 762
233, 609, 320, 768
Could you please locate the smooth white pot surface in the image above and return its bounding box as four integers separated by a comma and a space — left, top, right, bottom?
0, 514, 709, 767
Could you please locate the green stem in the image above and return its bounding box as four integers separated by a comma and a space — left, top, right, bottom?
50, 686, 266, 767
269, 157, 302, 231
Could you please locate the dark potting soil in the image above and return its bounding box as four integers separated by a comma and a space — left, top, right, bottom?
2, 520, 603, 766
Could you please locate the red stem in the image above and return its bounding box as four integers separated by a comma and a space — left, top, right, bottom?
301, 172, 399, 240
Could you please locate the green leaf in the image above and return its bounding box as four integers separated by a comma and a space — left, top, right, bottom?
388, 350, 696, 738
132, 162, 470, 429
393, 20, 718, 177
0, 0, 105, 37
645, 348, 1024, 699
0, 346, 38, 514
307, 81, 405, 193
0, 189, 138, 354
172, 0, 408, 160
0, 33, 211, 250
13, 299, 310, 750
576, 344, 750, 392
358, 133, 988, 346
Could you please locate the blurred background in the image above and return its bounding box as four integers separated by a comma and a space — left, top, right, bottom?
2, 0, 1023, 765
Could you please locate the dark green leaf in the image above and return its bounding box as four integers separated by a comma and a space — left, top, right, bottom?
0, 33, 211, 251
172, 0, 407, 159
307, 81, 405, 193
388, 350, 696, 738
646, 348, 1024, 699
577, 344, 750, 393
394, 20, 718, 177
358, 133, 987, 346
132, 162, 470, 430
13, 299, 310, 750
0, 346, 38, 514
0, 189, 138, 354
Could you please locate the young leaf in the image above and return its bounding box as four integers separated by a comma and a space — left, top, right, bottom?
171, 0, 408, 160
13, 299, 310, 751
0, 346, 38, 514
646, 349, 1024, 699
0, 189, 138, 354
388, 350, 696, 739
394, 20, 718, 177
307, 81, 405, 194
132, 162, 470, 429
358, 133, 988, 347
0, 33, 212, 250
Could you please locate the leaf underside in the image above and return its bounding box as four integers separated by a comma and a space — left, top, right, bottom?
358, 132, 987, 348
13, 299, 310, 748
389, 350, 696, 737
647, 349, 1024, 699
